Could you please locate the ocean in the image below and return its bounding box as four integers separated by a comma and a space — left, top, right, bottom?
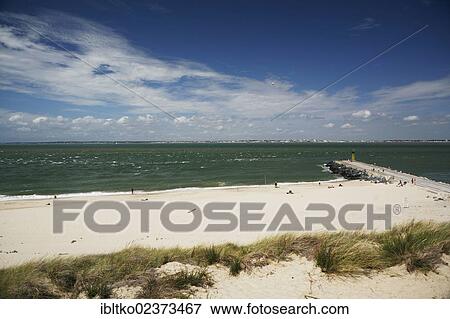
0, 142, 449, 198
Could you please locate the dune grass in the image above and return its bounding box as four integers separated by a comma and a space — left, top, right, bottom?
200, 245, 222, 265
315, 234, 387, 274
377, 221, 450, 272
0, 221, 449, 298
136, 269, 212, 298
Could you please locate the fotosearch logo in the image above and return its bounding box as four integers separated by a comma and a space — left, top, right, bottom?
53, 200, 396, 234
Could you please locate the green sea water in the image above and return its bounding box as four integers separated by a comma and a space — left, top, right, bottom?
0, 143, 449, 197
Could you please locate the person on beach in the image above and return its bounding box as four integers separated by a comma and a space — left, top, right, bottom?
131, 188, 134, 195
274, 182, 278, 188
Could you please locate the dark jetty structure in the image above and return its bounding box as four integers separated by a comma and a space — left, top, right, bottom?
325, 161, 388, 183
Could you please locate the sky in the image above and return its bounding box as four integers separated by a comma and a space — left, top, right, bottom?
0, 0, 449, 142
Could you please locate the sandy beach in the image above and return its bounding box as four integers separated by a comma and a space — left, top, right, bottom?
1, 179, 449, 268
1, 178, 449, 298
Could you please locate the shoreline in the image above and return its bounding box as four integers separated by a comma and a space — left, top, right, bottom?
0, 177, 347, 202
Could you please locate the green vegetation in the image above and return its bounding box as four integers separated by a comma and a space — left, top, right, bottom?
0, 221, 449, 298
227, 257, 243, 276
200, 245, 222, 265
315, 234, 386, 274
138, 269, 211, 298
377, 221, 450, 272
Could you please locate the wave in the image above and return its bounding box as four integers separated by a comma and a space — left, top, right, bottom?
318, 163, 332, 173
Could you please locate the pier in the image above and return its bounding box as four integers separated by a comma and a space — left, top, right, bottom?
329, 160, 450, 194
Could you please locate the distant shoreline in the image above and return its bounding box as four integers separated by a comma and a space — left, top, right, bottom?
1, 140, 450, 145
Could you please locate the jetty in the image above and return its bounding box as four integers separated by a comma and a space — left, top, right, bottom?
327, 160, 450, 195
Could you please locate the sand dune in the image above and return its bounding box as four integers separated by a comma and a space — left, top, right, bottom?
193, 255, 450, 299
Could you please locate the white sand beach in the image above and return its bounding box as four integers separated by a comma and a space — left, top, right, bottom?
1, 179, 449, 267
1, 179, 449, 298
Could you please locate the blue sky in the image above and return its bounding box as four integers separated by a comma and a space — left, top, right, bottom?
0, 0, 449, 141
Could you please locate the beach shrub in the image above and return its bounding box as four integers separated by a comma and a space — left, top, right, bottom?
228, 257, 243, 276
249, 233, 298, 261
201, 245, 222, 265
171, 269, 211, 289
290, 235, 322, 260
0, 263, 61, 298
138, 269, 210, 299
84, 281, 112, 299
404, 245, 444, 272
315, 245, 337, 273
378, 221, 450, 268
9, 278, 61, 299
315, 233, 385, 274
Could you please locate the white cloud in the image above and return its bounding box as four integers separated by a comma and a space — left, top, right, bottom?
32, 116, 48, 124
116, 116, 129, 124
8, 113, 23, 122
0, 11, 449, 141
72, 116, 103, 125
137, 114, 153, 123
352, 109, 371, 119
0, 11, 364, 120
0, 108, 447, 141
372, 78, 450, 106
174, 116, 192, 124
403, 115, 419, 121
8, 113, 28, 126
340, 123, 354, 129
